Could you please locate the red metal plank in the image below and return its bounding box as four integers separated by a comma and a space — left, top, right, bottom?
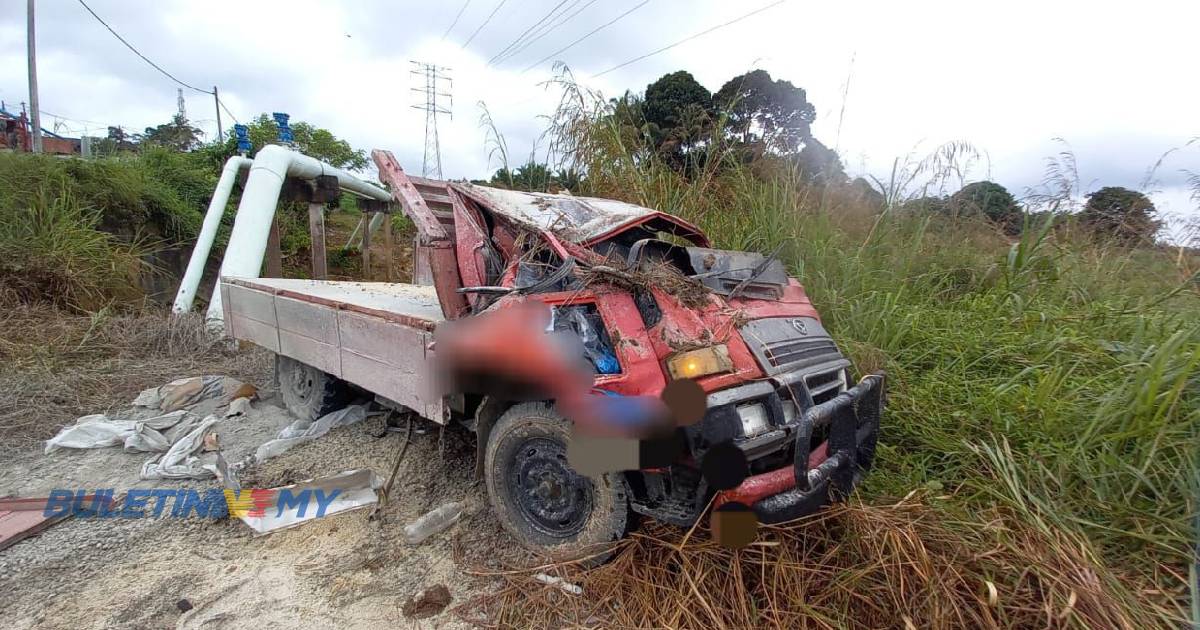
371, 150, 448, 243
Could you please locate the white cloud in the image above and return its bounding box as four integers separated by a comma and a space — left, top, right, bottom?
0, 0, 1195, 222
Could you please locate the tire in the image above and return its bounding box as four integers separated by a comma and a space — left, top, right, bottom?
275, 355, 352, 421
484, 402, 629, 563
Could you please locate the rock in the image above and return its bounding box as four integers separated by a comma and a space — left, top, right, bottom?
402, 584, 452, 619
176, 598, 193, 612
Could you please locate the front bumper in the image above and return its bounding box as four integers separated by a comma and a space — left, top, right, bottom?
715, 373, 885, 523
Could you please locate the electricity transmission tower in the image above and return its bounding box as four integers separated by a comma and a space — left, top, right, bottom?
177, 88, 186, 119
410, 61, 452, 179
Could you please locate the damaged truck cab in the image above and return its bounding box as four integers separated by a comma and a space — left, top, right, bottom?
372, 151, 885, 553
222, 149, 883, 557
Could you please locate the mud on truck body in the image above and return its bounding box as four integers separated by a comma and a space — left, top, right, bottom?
221, 149, 884, 557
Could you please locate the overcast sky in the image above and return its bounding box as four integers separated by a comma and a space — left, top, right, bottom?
1, 0, 1197, 234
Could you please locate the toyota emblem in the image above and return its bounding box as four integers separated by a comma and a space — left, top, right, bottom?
790, 318, 808, 335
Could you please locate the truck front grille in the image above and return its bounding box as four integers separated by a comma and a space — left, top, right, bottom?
765, 338, 840, 368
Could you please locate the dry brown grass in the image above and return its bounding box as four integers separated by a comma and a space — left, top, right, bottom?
459, 497, 1183, 629
0, 303, 271, 450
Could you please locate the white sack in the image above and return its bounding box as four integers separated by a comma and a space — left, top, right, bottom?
254, 405, 367, 463
45, 411, 190, 454
140, 416, 220, 480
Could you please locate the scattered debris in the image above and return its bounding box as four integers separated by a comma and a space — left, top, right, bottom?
402, 584, 452, 619
140, 416, 220, 480
253, 405, 369, 462
403, 501, 464, 545
133, 375, 254, 412
43, 410, 191, 454
224, 397, 252, 418
575, 260, 710, 309
225, 469, 382, 535
43, 375, 267, 481
533, 573, 583, 595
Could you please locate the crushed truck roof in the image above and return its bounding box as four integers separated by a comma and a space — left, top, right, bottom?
454, 183, 706, 245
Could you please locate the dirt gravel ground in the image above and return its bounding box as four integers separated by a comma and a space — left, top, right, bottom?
0, 371, 530, 629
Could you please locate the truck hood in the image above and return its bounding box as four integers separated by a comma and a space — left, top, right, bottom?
453, 183, 709, 245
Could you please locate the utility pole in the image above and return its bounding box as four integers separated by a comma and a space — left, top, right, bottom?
409, 61, 452, 179
212, 86, 223, 141
26, 0, 42, 153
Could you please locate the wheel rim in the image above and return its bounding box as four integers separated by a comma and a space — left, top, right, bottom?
508, 437, 593, 538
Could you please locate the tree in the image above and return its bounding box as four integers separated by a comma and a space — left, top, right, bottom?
489, 162, 554, 192
849, 177, 885, 209
794, 137, 846, 184
552, 168, 584, 193
140, 114, 203, 152
1080, 186, 1161, 244
643, 71, 712, 156
948, 181, 1023, 233
714, 69, 815, 155
93, 126, 137, 154
214, 114, 367, 170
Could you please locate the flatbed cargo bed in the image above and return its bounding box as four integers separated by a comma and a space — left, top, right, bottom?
220, 277, 446, 421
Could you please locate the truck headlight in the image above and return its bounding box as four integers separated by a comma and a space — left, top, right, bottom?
666, 345, 733, 380
736, 403, 770, 437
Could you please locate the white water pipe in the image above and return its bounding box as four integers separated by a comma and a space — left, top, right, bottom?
172, 156, 253, 314
205, 145, 392, 324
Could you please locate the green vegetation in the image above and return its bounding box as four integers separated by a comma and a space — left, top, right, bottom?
535, 71, 1199, 624
0, 149, 218, 309
0, 113, 373, 309
1081, 185, 1162, 245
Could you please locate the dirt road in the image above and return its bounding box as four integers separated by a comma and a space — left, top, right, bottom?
0, 380, 521, 629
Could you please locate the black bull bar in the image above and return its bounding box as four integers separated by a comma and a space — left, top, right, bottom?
753, 372, 886, 522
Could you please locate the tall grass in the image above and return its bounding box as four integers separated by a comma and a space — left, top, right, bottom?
515, 71, 1200, 625
0, 185, 148, 310
0, 150, 218, 309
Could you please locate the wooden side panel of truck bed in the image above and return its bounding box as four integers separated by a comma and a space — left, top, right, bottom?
220, 278, 446, 423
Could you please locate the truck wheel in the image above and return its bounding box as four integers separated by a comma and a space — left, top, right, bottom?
276, 355, 351, 421
484, 402, 629, 563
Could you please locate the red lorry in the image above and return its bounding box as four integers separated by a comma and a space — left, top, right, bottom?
220, 149, 884, 556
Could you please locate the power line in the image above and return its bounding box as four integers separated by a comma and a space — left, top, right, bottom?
487, 0, 572, 65
76, 0, 242, 128
494, 0, 597, 67
76, 0, 211, 95
489, 0, 578, 64
217, 99, 241, 125
442, 0, 473, 39
462, 0, 510, 48
593, 0, 788, 78
522, 0, 649, 73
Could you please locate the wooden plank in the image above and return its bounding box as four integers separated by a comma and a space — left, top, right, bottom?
362, 211, 373, 280
337, 310, 436, 419
265, 216, 283, 278
229, 314, 280, 351
226, 283, 278, 327
279, 329, 341, 377
337, 310, 428, 368
274, 295, 338, 344
382, 214, 394, 282
308, 202, 327, 280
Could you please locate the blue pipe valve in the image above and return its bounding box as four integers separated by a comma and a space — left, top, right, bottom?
272, 112, 294, 144
233, 124, 251, 154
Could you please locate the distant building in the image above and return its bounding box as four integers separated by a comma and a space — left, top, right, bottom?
0, 107, 81, 155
